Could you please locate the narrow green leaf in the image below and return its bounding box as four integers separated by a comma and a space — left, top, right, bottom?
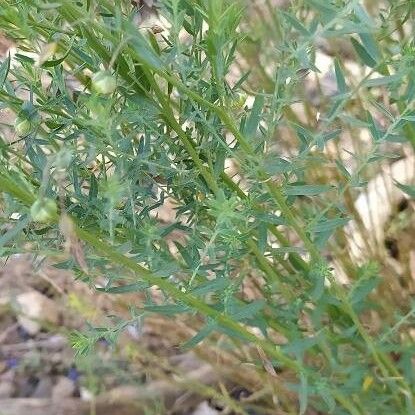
256, 213, 287, 225
335, 159, 351, 179
89, 174, 98, 200
334, 59, 347, 94
349, 276, 380, 305
395, 182, 415, 199
285, 184, 332, 196
282, 12, 310, 36
299, 372, 308, 415
351, 38, 377, 68
14, 53, 35, 64
306, 0, 337, 14
262, 156, 292, 175
283, 334, 321, 356
359, 33, 380, 62
366, 111, 381, 141
243, 95, 264, 138
182, 321, 216, 349
144, 304, 189, 315
191, 278, 229, 296
0, 215, 30, 248
257, 221, 267, 254
230, 300, 265, 321
125, 22, 164, 69
41, 43, 72, 68
363, 74, 402, 87
96, 281, 149, 294
0, 55, 10, 89
313, 217, 350, 233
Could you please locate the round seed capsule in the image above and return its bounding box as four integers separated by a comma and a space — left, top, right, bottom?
30, 198, 58, 223
14, 117, 32, 137
91, 70, 116, 95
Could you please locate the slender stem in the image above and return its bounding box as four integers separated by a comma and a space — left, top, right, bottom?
0, 174, 362, 414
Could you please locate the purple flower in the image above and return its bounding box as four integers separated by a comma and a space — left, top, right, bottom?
5, 357, 19, 369
67, 366, 80, 382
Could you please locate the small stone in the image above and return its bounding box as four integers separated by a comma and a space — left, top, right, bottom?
0, 296, 9, 316
16, 291, 60, 335
17, 376, 38, 397
32, 376, 53, 398
80, 386, 94, 401
192, 401, 219, 415
0, 381, 14, 398
52, 376, 75, 400
0, 361, 6, 373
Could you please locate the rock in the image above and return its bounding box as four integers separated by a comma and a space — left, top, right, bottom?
32, 377, 53, 398
79, 386, 94, 401
0, 381, 14, 398
0, 296, 10, 316
16, 376, 38, 397
15, 291, 60, 335
192, 401, 219, 415
0, 361, 7, 374
52, 376, 75, 400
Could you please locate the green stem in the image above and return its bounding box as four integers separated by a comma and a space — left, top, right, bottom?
0, 172, 361, 414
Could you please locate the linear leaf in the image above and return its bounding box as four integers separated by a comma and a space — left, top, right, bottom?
364, 74, 401, 87
96, 281, 149, 294
182, 321, 216, 349
285, 184, 332, 196
334, 59, 347, 94
229, 299, 265, 321
299, 373, 308, 415
395, 182, 415, 199
282, 12, 310, 36
191, 278, 229, 296
144, 304, 189, 315
313, 217, 350, 233
351, 38, 377, 68
243, 95, 264, 138
0, 55, 10, 90
0, 215, 30, 248
349, 276, 380, 305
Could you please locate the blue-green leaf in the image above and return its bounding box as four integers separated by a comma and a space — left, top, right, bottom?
0, 55, 10, 89
182, 321, 216, 348
349, 276, 380, 305
312, 217, 350, 233
285, 184, 332, 196
0, 215, 30, 249
334, 59, 347, 94
191, 278, 229, 296
395, 182, 415, 199
144, 304, 189, 315
363, 74, 402, 88
299, 373, 308, 415
351, 38, 377, 68
282, 12, 310, 36
96, 281, 149, 294
243, 95, 264, 138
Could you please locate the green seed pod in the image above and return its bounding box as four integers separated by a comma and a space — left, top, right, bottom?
91, 70, 116, 95
14, 117, 32, 137
30, 198, 58, 223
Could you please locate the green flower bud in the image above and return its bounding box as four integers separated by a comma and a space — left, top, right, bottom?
91, 70, 116, 95
30, 198, 58, 223
14, 117, 32, 137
